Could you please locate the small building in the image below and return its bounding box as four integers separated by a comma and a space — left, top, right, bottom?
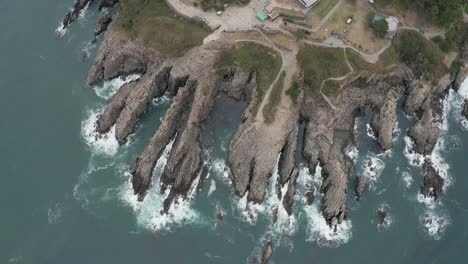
346, 17, 353, 24
297, 0, 319, 8
256, 11, 268, 21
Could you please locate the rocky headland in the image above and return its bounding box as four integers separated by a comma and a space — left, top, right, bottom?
60, 0, 468, 256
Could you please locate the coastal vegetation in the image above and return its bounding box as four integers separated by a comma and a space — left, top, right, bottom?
322, 80, 341, 97
366, 12, 388, 38
263, 71, 286, 124
375, 0, 465, 27
115, 0, 211, 57
432, 22, 468, 53
286, 80, 301, 103
297, 46, 350, 92
216, 43, 282, 114
395, 31, 447, 80
345, 47, 398, 72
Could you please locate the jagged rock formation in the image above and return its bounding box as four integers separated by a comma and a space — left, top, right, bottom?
88, 29, 154, 86
94, 13, 112, 40
408, 109, 441, 155
62, 0, 119, 30
227, 80, 299, 205
129, 43, 259, 209
421, 160, 444, 200
355, 175, 369, 201
301, 69, 406, 225
261, 241, 273, 264
372, 88, 399, 150
72, 0, 468, 234
464, 100, 468, 120
62, 0, 93, 29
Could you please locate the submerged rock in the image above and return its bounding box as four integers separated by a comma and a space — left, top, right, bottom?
62, 0, 94, 30
421, 160, 444, 200
261, 241, 273, 264
463, 100, 468, 120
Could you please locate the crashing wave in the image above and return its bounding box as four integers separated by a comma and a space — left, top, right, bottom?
120, 138, 201, 233
207, 179, 217, 197
300, 165, 352, 247
401, 171, 413, 190
94, 74, 141, 100
81, 108, 119, 156
361, 154, 386, 190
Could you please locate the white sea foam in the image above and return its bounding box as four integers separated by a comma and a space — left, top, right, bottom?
366, 123, 377, 139
376, 203, 393, 231
403, 136, 425, 167
120, 138, 200, 233
345, 145, 358, 162
81, 108, 119, 156
458, 77, 468, 99
235, 156, 297, 234
401, 171, 413, 190
419, 210, 450, 240
211, 158, 230, 185
47, 202, 64, 224
207, 179, 217, 197
265, 159, 297, 235
300, 165, 353, 247
152, 95, 170, 106
237, 192, 265, 225
361, 155, 385, 190
94, 74, 141, 100
55, 25, 67, 37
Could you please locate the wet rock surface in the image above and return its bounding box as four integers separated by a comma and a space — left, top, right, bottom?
408, 109, 441, 155
464, 100, 468, 120
62, 0, 94, 30
355, 175, 369, 201
77, 7, 468, 233
301, 70, 406, 225
261, 241, 272, 264
421, 160, 444, 200
62, 0, 119, 30
372, 88, 399, 150
88, 29, 154, 85
94, 13, 112, 39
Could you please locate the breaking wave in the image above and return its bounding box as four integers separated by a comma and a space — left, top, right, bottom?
120, 138, 201, 233
401, 171, 413, 190
81, 108, 119, 156
300, 165, 352, 247
94, 74, 141, 100
207, 179, 217, 197
361, 154, 386, 191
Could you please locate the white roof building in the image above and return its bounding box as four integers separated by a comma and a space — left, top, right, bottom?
297, 0, 319, 8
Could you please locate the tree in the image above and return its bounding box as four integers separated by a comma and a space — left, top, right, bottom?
367, 12, 388, 38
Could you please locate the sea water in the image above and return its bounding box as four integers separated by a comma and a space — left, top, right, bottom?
1, 1, 468, 263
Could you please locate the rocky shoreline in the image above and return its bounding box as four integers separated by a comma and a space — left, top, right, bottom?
60, 2, 468, 258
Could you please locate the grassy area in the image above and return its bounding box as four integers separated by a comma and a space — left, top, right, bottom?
297, 46, 350, 92
200, 0, 236, 11
312, 0, 340, 17
346, 47, 398, 72
216, 43, 282, 114
263, 71, 286, 124
375, 0, 464, 27
395, 31, 447, 80
286, 80, 301, 103
432, 22, 468, 53
115, 0, 211, 57
322, 80, 341, 97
